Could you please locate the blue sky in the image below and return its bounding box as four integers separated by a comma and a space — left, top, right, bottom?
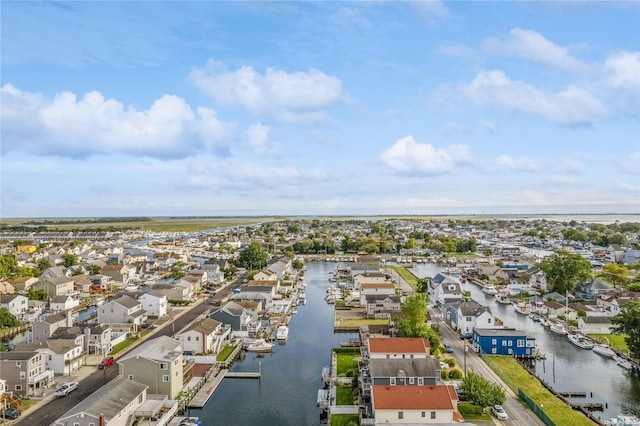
1, 1, 639, 218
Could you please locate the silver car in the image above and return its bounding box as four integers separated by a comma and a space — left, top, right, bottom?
54, 381, 78, 397
491, 404, 508, 420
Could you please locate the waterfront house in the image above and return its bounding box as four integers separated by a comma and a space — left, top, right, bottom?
575, 278, 613, 300
267, 258, 292, 280
472, 328, 536, 357
435, 281, 463, 306
118, 336, 183, 399
177, 318, 229, 355
365, 295, 402, 318
368, 358, 442, 387
49, 294, 79, 312
101, 263, 131, 285
360, 282, 397, 305
209, 301, 250, 334
32, 276, 75, 297
98, 294, 147, 325
428, 273, 459, 300
354, 272, 388, 289
54, 377, 148, 426
138, 292, 168, 318
253, 269, 277, 281
446, 301, 500, 336
368, 337, 431, 359
229, 289, 272, 311
15, 339, 84, 375
0, 294, 28, 317
577, 315, 614, 334
72, 274, 93, 293
0, 351, 54, 396
371, 385, 461, 424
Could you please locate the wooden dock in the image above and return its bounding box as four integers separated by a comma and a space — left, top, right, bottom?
187, 368, 228, 408
225, 371, 261, 378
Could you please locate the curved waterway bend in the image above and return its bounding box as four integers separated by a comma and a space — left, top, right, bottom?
191, 262, 355, 425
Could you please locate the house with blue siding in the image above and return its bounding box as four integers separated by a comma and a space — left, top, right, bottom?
472, 328, 536, 357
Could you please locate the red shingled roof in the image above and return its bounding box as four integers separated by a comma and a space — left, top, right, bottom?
372, 385, 457, 410
368, 337, 430, 354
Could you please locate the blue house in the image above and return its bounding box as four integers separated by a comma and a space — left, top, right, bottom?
472, 328, 536, 357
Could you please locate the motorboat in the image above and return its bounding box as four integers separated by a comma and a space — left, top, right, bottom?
529, 313, 541, 323
593, 344, 616, 358
276, 325, 289, 340
495, 290, 511, 304
615, 355, 633, 370
245, 339, 273, 353
568, 334, 593, 349
549, 321, 568, 335
513, 302, 529, 315
482, 283, 498, 295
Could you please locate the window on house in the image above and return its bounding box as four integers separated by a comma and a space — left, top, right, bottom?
431, 411, 436, 419
89, 423, 95, 426
492, 339, 497, 345
398, 412, 403, 419
160, 363, 168, 370
187, 337, 191, 341
418, 378, 423, 385
128, 375, 134, 380
466, 316, 472, 321
517, 339, 525, 347
409, 377, 414, 384
15, 385, 22, 390
502, 341, 507, 346
20, 372, 26, 379
163, 375, 170, 382
491, 348, 497, 354
422, 411, 426, 418
139, 394, 143, 403
508, 340, 513, 346
390, 378, 396, 385
196, 336, 199, 341
488, 318, 491, 323
16, 361, 21, 367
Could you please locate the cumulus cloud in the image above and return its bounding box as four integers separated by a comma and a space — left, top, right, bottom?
0, 84, 234, 158
497, 155, 538, 172
380, 135, 471, 176
461, 70, 608, 125
621, 152, 640, 175
483, 28, 590, 73
604, 51, 640, 112
244, 122, 280, 156
412, 1, 450, 20
188, 59, 347, 125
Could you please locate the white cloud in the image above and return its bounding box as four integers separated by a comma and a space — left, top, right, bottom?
604, 51, 640, 112
0, 84, 234, 158
557, 157, 586, 175
380, 135, 472, 176
479, 120, 497, 134
621, 152, 640, 175
244, 122, 280, 156
441, 123, 470, 137
412, 1, 450, 20
483, 28, 590, 73
189, 59, 347, 125
461, 70, 608, 125
497, 155, 538, 172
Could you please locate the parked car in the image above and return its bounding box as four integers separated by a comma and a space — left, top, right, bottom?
54, 381, 79, 397
445, 344, 454, 353
0, 408, 21, 419
140, 323, 154, 330
491, 405, 508, 420
98, 356, 115, 369
460, 332, 473, 340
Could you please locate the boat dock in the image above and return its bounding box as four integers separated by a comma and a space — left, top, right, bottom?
187, 368, 228, 408
225, 371, 261, 378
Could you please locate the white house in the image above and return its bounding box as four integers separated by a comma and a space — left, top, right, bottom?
98, 294, 147, 325
359, 282, 396, 304
450, 301, 500, 335
371, 385, 461, 424
138, 293, 168, 318
0, 294, 28, 317
177, 318, 230, 355
49, 295, 80, 312
16, 339, 84, 375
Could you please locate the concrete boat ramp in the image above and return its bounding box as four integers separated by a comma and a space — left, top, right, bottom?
187, 367, 261, 408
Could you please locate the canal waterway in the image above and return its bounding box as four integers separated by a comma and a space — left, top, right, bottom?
191, 261, 355, 425
411, 264, 640, 422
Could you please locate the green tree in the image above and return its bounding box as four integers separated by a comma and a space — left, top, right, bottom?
539, 250, 593, 294
395, 293, 440, 349
61, 253, 79, 267
292, 259, 304, 270
460, 370, 506, 407
611, 300, 640, 358
26, 289, 48, 301
599, 263, 630, 288
416, 278, 430, 294
86, 264, 102, 275
36, 258, 52, 274
237, 242, 268, 269
0, 308, 20, 328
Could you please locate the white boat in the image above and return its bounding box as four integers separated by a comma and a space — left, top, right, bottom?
568, 334, 593, 349
513, 302, 529, 315
605, 415, 640, 426
276, 325, 289, 340
593, 344, 616, 358
482, 284, 498, 295
615, 355, 633, 370
495, 290, 511, 304
245, 339, 273, 353
549, 321, 568, 335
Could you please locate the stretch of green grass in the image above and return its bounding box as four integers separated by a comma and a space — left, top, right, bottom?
217, 345, 236, 362
482, 356, 594, 426
331, 414, 359, 426
337, 318, 390, 327
389, 266, 418, 289
336, 352, 359, 376
336, 386, 355, 405
444, 253, 478, 258
109, 338, 138, 355
588, 333, 629, 353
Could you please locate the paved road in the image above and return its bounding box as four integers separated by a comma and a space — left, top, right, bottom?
15, 275, 244, 426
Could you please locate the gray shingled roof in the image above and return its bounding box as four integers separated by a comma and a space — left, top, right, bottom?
369, 358, 440, 378
57, 377, 147, 422
119, 336, 181, 363
112, 294, 140, 309
0, 351, 38, 361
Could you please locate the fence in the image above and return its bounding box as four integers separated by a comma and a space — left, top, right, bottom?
518, 388, 556, 426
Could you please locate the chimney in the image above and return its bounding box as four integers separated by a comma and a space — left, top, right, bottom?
99, 413, 105, 426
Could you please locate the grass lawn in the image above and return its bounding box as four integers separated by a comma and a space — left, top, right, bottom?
458, 402, 491, 421
217, 345, 236, 362
444, 253, 478, 258
109, 338, 138, 355
389, 266, 418, 288
336, 386, 355, 405
588, 333, 629, 353
483, 356, 594, 426
331, 414, 359, 426
336, 352, 359, 376
337, 318, 389, 327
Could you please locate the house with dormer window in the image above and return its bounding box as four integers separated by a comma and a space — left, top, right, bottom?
98, 294, 147, 325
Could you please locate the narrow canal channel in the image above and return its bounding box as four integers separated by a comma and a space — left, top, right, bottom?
190, 262, 355, 425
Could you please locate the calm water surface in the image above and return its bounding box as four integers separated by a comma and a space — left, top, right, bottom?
191, 262, 354, 425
